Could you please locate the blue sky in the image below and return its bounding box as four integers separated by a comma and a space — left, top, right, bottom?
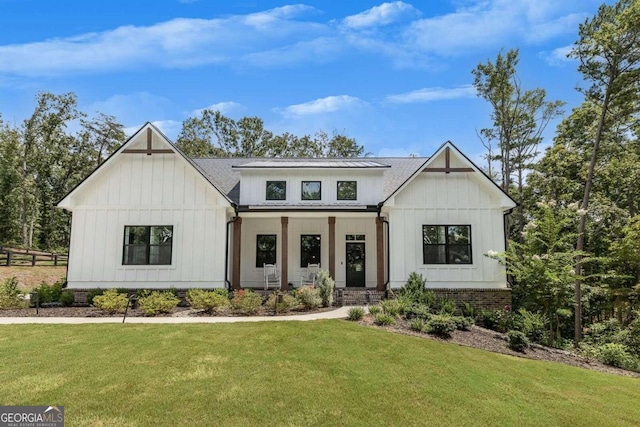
0, 0, 609, 160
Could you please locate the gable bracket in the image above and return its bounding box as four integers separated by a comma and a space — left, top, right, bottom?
123, 128, 175, 156
423, 147, 474, 173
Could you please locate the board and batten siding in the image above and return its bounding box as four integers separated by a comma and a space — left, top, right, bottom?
65, 152, 230, 289
387, 171, 508, 289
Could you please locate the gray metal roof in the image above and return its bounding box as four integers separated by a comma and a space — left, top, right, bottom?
192, 157, 429, 204
233, 159, 389, 168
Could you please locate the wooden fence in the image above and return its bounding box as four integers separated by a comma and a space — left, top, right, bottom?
0, 246, 68, 267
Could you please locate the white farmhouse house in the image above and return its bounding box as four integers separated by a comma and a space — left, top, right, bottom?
57, 123, 516, 307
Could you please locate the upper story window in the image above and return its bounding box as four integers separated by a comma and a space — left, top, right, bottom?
123, 226, 173, 265
266, 181, 286, 200
337, 181, 357, 200
422, 225, 471, 264
301, 181, 321, 200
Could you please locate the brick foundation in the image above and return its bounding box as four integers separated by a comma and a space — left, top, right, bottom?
425, 288, 511, 311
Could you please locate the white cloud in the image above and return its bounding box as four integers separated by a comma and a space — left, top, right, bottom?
86, 92, 173, 125
541, 44, 574, 66
342, 2, 420, 29
386, 85, 476, 103
279, 95, 367, 118
192, 101, 245, 116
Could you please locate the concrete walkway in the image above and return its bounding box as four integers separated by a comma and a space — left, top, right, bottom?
0, 306, 357, 324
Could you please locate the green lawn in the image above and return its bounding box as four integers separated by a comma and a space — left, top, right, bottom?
0, 321, 638, 426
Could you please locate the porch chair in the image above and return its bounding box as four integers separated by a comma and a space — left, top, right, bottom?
264, 263, 281, 290
299, 263, 320, 288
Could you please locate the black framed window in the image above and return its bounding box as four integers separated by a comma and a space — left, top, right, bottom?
266, 181, 286, 200
422, 225, 471, 264
123, 226, 173, 265
256, 234, 277, 267
337, 181, 357, 200
301, 234, 321, 267
301, 181, 321, 200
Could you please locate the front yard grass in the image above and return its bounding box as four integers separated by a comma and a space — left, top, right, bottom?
0, 320, 638, 426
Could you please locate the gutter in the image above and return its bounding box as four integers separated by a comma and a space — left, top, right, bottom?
503, 206, 516, 288
224, 203, 239, 292
376, 202, 391, 289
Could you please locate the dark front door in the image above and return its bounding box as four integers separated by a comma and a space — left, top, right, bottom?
346, 242, 365, 287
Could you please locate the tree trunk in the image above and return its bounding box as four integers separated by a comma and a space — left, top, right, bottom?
574, 86, 611, 346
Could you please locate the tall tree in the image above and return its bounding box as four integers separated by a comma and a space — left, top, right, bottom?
569, 0, 640, 344
0, 118, 22, 245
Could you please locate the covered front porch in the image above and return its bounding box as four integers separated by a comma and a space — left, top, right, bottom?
229, 212, 387, 291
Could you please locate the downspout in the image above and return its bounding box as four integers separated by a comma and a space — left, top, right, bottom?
503, 207, 515, 288
225, 203, 239, 292
377, 203, 391, 290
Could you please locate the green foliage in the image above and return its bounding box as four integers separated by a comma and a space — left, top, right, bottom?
438, 297, 457, 315
409, 318, 427, 332
404, 304, 432, 320
461, 302, 477, 319
315, 270, 335, 307
506, 330, 530, 352
138, 291, 180, 316
186, 289, 231, 314
367, 304, 382, 316
60, 290, 75, 307
380, 299, 402, 317
265, 293, 299, 314
0, 277, 27, 309
596, 343, 635, 369
477, 309, 519, 333
295, 285, 321, 309
426, 315, 457, 337
213, 288, 229, 298
374, 313, 396, 326
231, 290, 262, 314
399, 273, 435, 306
86, 288, 104, 306
347, 307, 365, 321
518, 308, 547, 343
93, 289, 129, 314
35, 280, 63, 303
451, 316, 474, 331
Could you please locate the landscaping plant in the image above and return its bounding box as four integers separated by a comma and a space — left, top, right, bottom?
138, 291, 180, 316
346, 307, 365, 321
0, 277, 27, 309
374, 313, 396, 326
265, 293, 299, 314
187, 289, 230, 314
60, 290, 75, 307
506, 330, 530, 352
295, 285, 321, 309
92, 289, 129, 314
315, 270, 335, 307
231, 290, 262, 314
426, 315, 457, 337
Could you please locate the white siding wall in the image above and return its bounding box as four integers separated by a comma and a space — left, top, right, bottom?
388, 172, 507, 289
238, 170, 383, 206
66, 153, 230, 289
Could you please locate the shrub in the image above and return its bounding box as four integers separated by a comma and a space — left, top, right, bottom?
138, 291, 180, 316
374, 313, 396, 326
451, 315, 473, 331
187, 289, 231, 314
426, 315, 457, 337
399, 273, 435, 306
404, 303, 432, 320
214, 288, 229, 298
437, 297, 457, 315
315, 270, 335, 307
295, 285, 321, 309
410, 318, 427, 332
477, 309, 519, 333
265, 293, 299, 314
506, 330, 530, 352
347, 307, 365, 321
518, 308, 547, 343
0, 277, 27, 309
597, 343, 634, 368
93, 289, 129, 314
86, 288, 105, 306
231, 290, 262, 314
461, 302, 477, 319
60, 291, 75, 307
585, 319, 622, 344
380, 299, 401, 317
368, 304, 382, 316
35, 280, 64, 303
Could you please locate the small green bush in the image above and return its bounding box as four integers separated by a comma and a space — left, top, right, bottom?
518, 308, 547, 343
0, 277, 27, 309
368, 304, 382, 316
60, 290, 75, 307
347, 307, 365, 321
138, 291, 180, 316
477, 309, 519, 333
187, 289, 231, 313
399, 273, 435, 306
380, 299, 401, 317
404, 303, 432, 320
461, 302, 477, 319
295, 285, 321, 309
214, 288, 229, 298
231, 290, 262, 314
506, 330, 530, 352
86, 288, 105, 305
315, 270, 335, 307
35, 280, 64, 303
438, 297, 457, 315
597, 343, 634, 368
410, 318, 427, 332
374, 313, 396, 326
426, 315, 457, 337
93, 289, 129, 314
451, 316, 473, 331
265, 293, 299, 314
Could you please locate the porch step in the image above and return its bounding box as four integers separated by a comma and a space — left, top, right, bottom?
336, 289, 385, 306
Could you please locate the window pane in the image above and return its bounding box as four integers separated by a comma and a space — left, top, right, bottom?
301, 235, 321, 267
447, 226, 470, 244
126, 226, 149, 244
337, 181, 357, 200
150, 226, 173, 244
448, 245, 471, 264
302, 181, 321, 200
423, 226, 445, 244
256, 235, 277, 267
266, 181, 286, 200
423, 245, 446, 264
123, 225, 172, 265
124, 245, 148, 265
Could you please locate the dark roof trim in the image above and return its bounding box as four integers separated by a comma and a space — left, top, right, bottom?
237, 205, 380, 213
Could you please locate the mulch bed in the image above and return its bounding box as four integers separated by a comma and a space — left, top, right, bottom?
360, 317, 640, 379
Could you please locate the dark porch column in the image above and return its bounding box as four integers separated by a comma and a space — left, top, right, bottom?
376, 217, 385, 291
232, 217, 242, 290
328, 217, 336, 279
281, 217, 288, 290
